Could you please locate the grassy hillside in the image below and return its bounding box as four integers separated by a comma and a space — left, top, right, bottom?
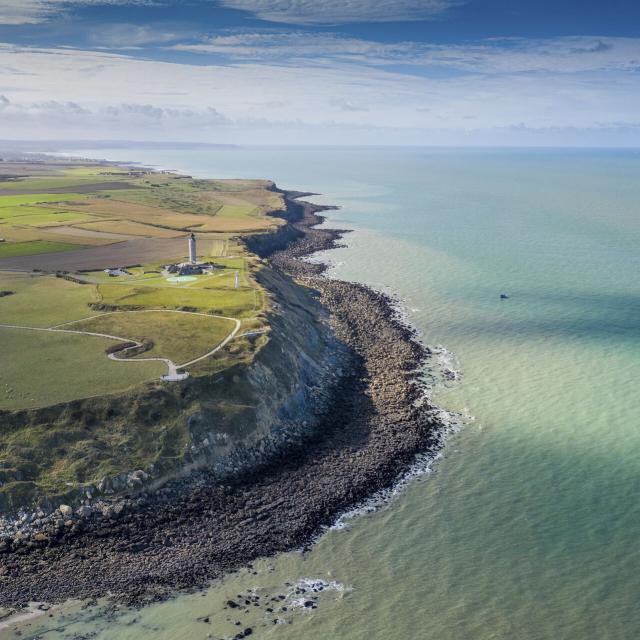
0, 161, 276, 410
0, 328, 164, 411
70, 311, 236, 365
0, 160, 281, 509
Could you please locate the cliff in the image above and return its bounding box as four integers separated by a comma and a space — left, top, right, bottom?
0, 260, 347, 517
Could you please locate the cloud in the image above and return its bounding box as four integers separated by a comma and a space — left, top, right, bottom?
410, 37, 640, 73
0, 93, 229, 130
173, 31, 402, 62
0, 42, 639, 144
175, 32, 640, 74
216, 0, 463, 25
329, 97, 369, 111
0, 0, 154, 26
89, 24, 189, 47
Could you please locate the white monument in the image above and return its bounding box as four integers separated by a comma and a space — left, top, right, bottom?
188, 233, 197, 264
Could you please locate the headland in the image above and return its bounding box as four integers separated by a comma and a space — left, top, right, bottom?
0, 158, 447, 611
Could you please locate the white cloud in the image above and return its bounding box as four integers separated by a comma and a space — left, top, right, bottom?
0, 93, 229, 131
329, 97, 369, 111
216, 0, 462, 25
174, 32, 401, 61
89, 24, 188, 47
0, 43, 639, 144
0, 0, 153, 25
176, 32, 640, 74
411, 37, 640, 73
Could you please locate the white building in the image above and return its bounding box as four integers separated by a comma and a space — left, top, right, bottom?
189, 233, 197, 264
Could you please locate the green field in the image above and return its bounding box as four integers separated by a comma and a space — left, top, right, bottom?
0, 259, 265, 410
0, 162, 282, 510
0, 192, 95, 254
70, 310, 236, 364
96, 281, 257, 316
88, 259, 260, 316
0, 272, 97, 326
0, 205, 69, 219
216, 203, 258, 218
0, 240, 85, 258
0, 193, 87, 207
0, 328, 164, 411
0, 209, 93, 227
104, 186, 223, 216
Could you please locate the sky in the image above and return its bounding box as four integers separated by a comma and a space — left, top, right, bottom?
0, 0, 639, 145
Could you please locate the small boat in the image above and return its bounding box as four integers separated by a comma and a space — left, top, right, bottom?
500, 293, 509, 299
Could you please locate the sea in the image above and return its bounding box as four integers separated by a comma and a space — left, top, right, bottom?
4, 147, 640, 640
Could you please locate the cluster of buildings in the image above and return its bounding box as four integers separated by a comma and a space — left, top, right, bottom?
104, 267, 132, 277
163, 233, 220, 276
163, 262, 216, 276
103, 234, 238, 285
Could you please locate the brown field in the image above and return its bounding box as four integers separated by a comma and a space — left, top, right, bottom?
76, 219, 184, 238
0, 226, 50, 242
64, 198, 281, 233
0, 168, 284, 266
0, 236, 188, 271
44, 225, 135, 243
62, 199, 210, 229
196, 186, 285, 217
0, 225, 113, 246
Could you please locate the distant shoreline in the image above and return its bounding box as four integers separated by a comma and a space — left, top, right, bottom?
0, 185, 448, 610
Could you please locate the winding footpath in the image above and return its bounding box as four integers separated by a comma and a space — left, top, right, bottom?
0, 309, 241, 381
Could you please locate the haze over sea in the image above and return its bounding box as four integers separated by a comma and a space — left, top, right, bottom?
12, 146, 640, 639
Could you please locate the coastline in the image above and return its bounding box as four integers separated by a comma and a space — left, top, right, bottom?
0, 188, 448, 610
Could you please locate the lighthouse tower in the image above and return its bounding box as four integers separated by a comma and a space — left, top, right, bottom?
188, 233, 197, 264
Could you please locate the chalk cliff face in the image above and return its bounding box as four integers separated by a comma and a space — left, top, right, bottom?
177, 265, 350, 478
0, 263, 348, 516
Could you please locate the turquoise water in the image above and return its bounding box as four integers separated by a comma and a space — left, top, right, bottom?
5, 147, 640, 639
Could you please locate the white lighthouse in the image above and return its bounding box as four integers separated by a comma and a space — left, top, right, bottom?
188, 233, 197, 264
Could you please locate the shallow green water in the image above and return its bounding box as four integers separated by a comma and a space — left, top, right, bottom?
7, 148, 640, 640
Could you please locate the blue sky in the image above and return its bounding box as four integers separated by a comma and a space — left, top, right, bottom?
0, 0, 639, 145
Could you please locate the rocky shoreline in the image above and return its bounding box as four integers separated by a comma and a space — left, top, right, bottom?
0, 190, 447, 609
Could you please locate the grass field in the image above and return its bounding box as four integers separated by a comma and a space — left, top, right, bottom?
0, 253, 266, 409
0, 328, 164, 411
70, 311, 236, 364
0, 209, 94, 227
96, 280, 258, 316
0, 274, 242, 410
0, 162, 281, 508
0, 165, 274, 405
0, 193, 87, 207
0, 272, 98, 326
64, 198, 279, 233
76, 219, 183, 238
92, 257, 260, 316
0, 205, 70, 219
0, 225, 109, 245
0, 165, 137, 191
0, 240, 86, 258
